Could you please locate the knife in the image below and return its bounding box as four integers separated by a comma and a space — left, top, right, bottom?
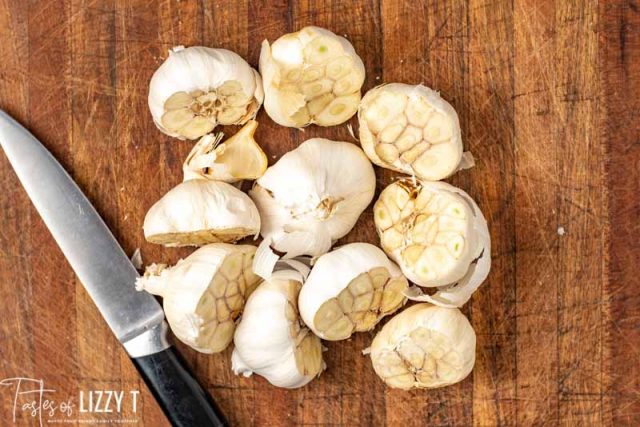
0, 110, 228, 427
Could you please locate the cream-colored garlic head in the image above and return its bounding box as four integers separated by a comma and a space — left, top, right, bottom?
373, 179, 490, 307
260, 26, 365, 127
143, 179, 260, 247
135, 244, 261, 353
359, 83, 463, 181
149, 46, 264, 140
298, 243, 408, 340
370, 303, 476, 389
232, 271, 324, 388
249, 138, 376, 257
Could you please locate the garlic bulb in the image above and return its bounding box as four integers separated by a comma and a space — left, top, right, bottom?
136, 244, 261, 353
298, 243, 408, 340
149, 46, 264, 140
373, 179, 490, 307
359, 84, 463, 181
259, 26, 365, 127
143, 179, 260, 246
232, 270, 324, 388
369, 303, 476, 389
183, 120, 268, 183
249, 138, 376, 257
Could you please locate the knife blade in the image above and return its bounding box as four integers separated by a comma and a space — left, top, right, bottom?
0, 110, 227, 427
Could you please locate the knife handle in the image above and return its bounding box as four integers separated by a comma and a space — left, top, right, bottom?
132, 347, 228, 427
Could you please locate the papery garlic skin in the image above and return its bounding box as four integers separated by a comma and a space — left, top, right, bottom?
249, 138, 376, 257
149, 46, 264, 140
359, 84, 463, 181
143, 179, 260, 247
260, 26, 365, 127
232, 271, 324, 388
370, 303, 476, 389
299, 243, 408, 340
373, 179, 490, 307
136, 244, 261, 353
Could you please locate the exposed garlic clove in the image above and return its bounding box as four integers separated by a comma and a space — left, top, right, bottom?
143, 179, 260, 247
298, 243, 408, 341
148, 46, 263, 140
260, 26, 365, 127
358, 83, 464, 181
232, 271, 325, 388
373, 179, 491, 306
314, 93, 361, 126
370, 303, 476, 389
249, 138, 375, 258
136, 244, 261, 353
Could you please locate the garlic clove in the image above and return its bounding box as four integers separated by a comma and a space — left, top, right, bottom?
314, 93, 361, 126
179, 116, 217, 140
325, 55, 353, 80
358, 83, 464, 181
136, 244, 261, 353
164, 91, 195, 110
298, 243, 408, 341
370, 303, 476, 389
260, 26, 365, 127
161, 108, 196, 132
301, 78, 334, 100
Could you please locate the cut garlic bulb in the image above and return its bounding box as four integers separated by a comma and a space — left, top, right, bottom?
136, 244, 261, 353
232, 270, 324, 388
183, 120, 267, 183
298, 243, 408, 341
370, 303, 476, 389
249, 138, 376, 257
359, 84, 463, 181
149, 46, 264, 140
143, 179, 260, 246
259, 26, 365, 127
373, 179, 490, 307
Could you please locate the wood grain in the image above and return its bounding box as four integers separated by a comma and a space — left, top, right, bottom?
0, 0, 637, 426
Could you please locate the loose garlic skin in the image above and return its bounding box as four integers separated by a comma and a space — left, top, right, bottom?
149, 46, 264, 140
232, 272, 324, 388
299, 243, 408, 341
136, 244, 261, 353
370, 303, 476, 390
250, 138, 376, 257
260, 26, 365, 127
143, 179, 260, 247
373, 179, 491, 307
359, 84, 463, 181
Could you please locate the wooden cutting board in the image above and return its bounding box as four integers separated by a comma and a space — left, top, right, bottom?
0, 0, 637, 425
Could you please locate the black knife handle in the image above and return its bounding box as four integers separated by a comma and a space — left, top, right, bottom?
132, 347, 228, 427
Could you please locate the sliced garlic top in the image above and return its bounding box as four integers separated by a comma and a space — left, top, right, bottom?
250, 138, 376, 257
374, 179, 490, 302
370, 303, 476, 389
359, 84, 463, 181
232, 271, 324, 388
136, 244, 261, 353
260, 26, 365, 127
298, 243, 408, 341
149, 46, 264, 140
183, 120, 268, 183
143, 179, 260, 247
